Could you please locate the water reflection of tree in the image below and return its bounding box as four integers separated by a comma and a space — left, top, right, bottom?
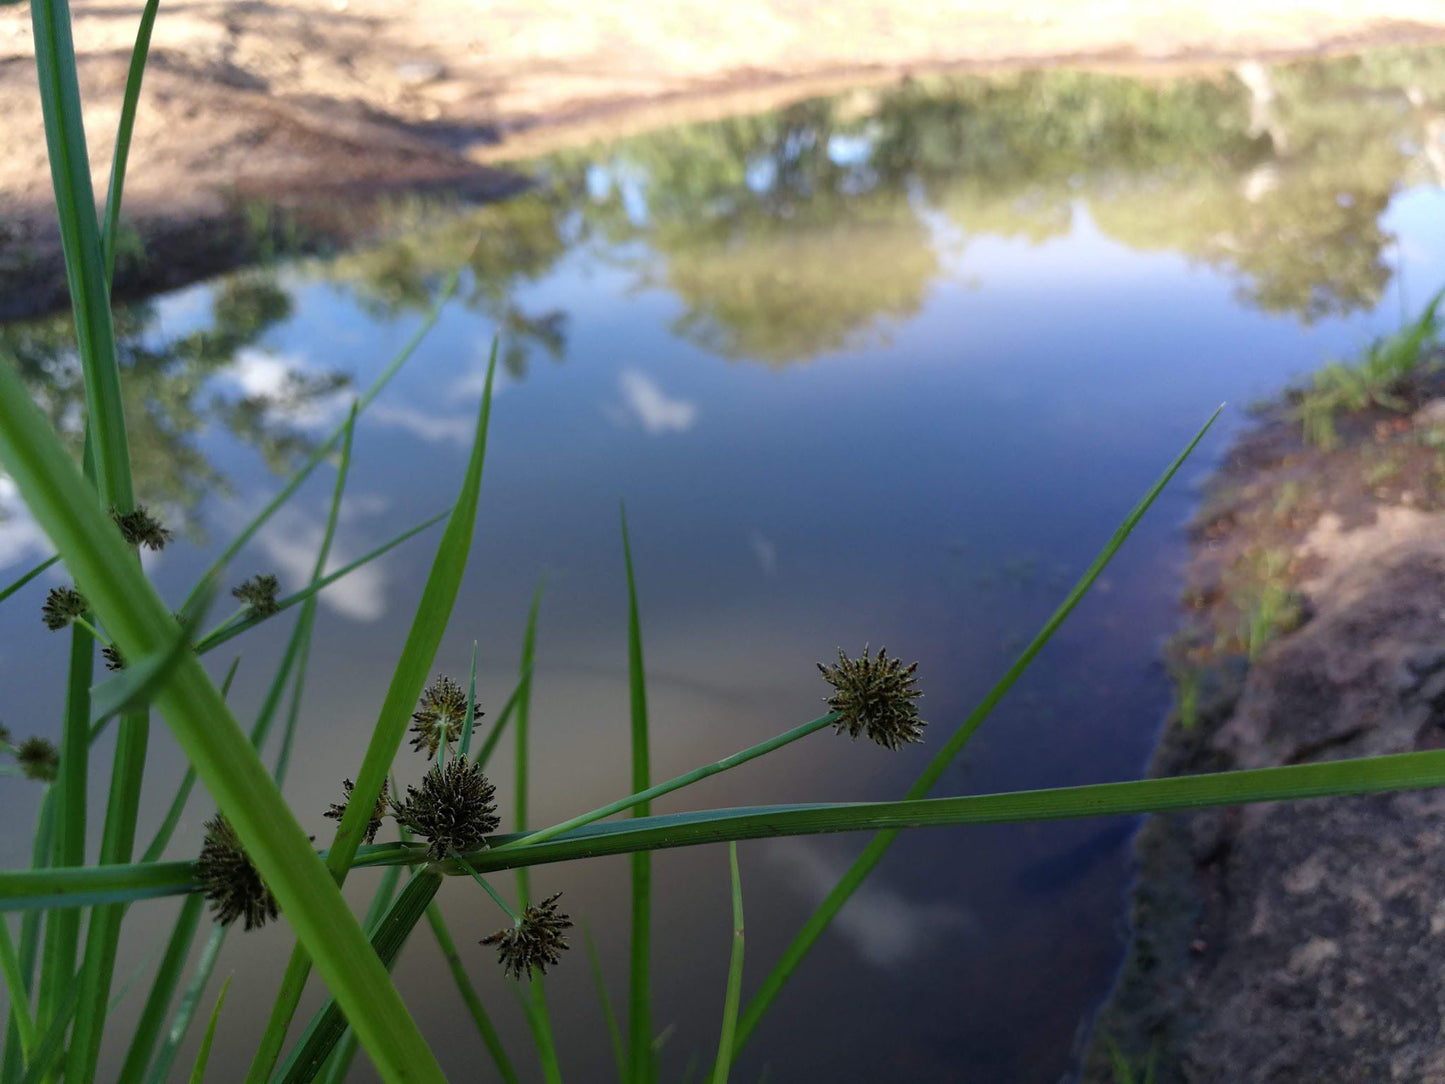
255, 47, 1445, 371
0, 273, 348, 535
544, 48, 1445, 359
321, 193, 572, 378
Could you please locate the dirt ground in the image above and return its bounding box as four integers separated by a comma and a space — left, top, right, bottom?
1082, 369, 1445, 1081
7, 0, 1445, 316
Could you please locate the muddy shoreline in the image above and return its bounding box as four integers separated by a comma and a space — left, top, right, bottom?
1082, 365, 1445, 1081
6, 3, 1445, 321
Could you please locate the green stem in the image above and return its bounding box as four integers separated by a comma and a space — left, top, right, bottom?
455, 855, 519, 922
425, 905, 520, 1084
0, 916, 37, 1059
494, 714, 838, 852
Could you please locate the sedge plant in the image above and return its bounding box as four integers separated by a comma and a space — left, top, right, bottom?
10, 0, 1445, 1080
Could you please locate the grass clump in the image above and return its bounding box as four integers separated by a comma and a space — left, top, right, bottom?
1294, 287, 1444, 449
13, 0, 1445, 1078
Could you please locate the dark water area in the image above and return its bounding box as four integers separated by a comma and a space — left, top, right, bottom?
4, 48, 1445, 1082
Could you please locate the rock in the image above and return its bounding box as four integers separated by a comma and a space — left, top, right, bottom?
1412, 397, 1445, 428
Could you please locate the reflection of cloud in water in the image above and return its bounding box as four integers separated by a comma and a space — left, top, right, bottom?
749, 530, 777, 576
252, 504, 389, 622
609, 370, 698, 435
368, 402, 478, 447
0, 475, 49, 571
225, 349, 351, 429
769, 839, 972, 967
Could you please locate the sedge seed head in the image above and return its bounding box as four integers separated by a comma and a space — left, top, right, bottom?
232, 574, 280, 618
15, 737, 58, 782
110, 506, 171, 551
392, 758, 498, 860
41, 586, 88, 631
481, 892, 572, 980
408, 677, 482, 759
325, 778, 389, 844
102, 644, 126, 671
818, 645, 926, 751
196, 815, 279, 930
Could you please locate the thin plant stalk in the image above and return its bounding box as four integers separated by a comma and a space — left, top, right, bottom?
734, 405, 1222, 1050
709, 844, 744, 1084
494, 713, 838, 853
244, 344, 498, 1081
621, 507, 653, 1084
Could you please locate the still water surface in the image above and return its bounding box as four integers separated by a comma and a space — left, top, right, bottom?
5, 48, 1445, 1082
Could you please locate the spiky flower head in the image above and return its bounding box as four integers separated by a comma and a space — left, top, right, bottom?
818, 645, 926, 751
392, 758, 498, 860
232, 574, 280, 618
325, 778, 390, 844
102, 644, 125, 671
481, 892, 573, 980
409, 677, 482, 759
110, 506, 171, 551
15, 737, 58, 782
196, 815, 278, 930
41, 586, 88, 631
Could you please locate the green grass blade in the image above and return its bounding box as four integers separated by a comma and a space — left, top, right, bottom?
276, 871, 444, 1083
494, 714, 837, 853
621, 507, 653, 1084
179, 268, 464, 616
510, 580, 563, 1083
144, 924, 223, 1084
0, 916, 37, 1060
460, 641, 479, 757
514, 581, 543, 903
425, 904, 520, 1084
69, 705, 150, 1079
316, 855, 407, 1084
116, 894, 204, 1083
98, 0, 160, 281
472, 664, 534, 771
1, 790, 54, 1084
0, 556, 58, 607
29, 0, 135, 508
0, 330, 443, 1081
187, 973, 231, 1083
709, 844, 744, 1084
35, 620, 92, 1045
274, 407, 356, 789
18, 979, 78, 1084
733, 405, 1223, 1050
137, 656, 240, 865
584, 930, 627, 1083
245, 341, 499, 1080
191, 507, 448, 656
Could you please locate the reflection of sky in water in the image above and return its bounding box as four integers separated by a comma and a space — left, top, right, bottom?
4, 57, 1445, 1081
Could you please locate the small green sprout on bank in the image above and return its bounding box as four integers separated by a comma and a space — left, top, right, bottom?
1294, 287, 1445, 450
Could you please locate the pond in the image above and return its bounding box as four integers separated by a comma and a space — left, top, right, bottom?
4, 46, 1445, 1082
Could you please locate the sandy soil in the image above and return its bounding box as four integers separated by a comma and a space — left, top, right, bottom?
7, 0, 1445, 316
